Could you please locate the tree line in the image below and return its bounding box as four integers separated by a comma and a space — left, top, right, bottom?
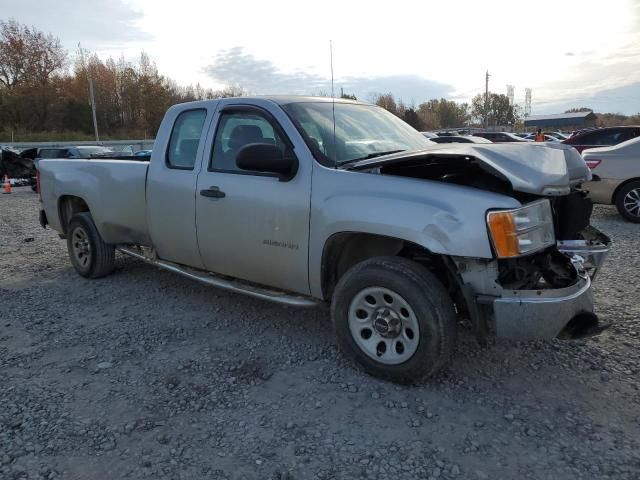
0, 20, 242, 141
564, 108, 640, 127
1, 19, 638, 141
369, 92, 519, 131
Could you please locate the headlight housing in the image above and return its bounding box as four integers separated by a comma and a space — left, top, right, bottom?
486, 199, 555, 258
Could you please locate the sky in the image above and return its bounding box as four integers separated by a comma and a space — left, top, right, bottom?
3, 0, 640, 114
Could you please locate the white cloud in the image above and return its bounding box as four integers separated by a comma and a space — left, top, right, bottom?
4, 0, 640, 113
204, 47, 454, 102
2, 0, 151, 51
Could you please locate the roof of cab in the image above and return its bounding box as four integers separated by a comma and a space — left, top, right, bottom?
259, 95, 365, 106
173, 95, 367, 109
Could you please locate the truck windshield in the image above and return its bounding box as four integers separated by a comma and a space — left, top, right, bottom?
282, 102, 432, 166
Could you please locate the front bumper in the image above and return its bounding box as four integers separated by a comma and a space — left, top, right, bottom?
488, 227, 611, 340
490, 272, 598, 339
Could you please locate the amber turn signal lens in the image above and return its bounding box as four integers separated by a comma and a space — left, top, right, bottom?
487, 211, 519, 257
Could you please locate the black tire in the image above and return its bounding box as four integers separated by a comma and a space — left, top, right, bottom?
615, 180, 640, 223
331, 256, 457, 383
66, 212, 115, 278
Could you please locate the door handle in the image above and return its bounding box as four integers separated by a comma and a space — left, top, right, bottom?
200, 186, 226, 198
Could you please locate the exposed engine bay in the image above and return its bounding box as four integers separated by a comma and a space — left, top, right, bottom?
375, 155, 515, 197
353, 150, 609, 293
369, 154, 605, 292
497, 250, 577, 290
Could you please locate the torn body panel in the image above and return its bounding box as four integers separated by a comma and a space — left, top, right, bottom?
452, 221, 611, 341
346, 142, 590, 197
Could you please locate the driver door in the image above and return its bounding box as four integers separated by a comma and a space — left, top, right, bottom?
195, 105, 312, 295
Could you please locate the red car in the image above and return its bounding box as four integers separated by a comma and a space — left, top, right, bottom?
562, 126, 640, 153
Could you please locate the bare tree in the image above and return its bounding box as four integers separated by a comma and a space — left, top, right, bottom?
0, 20, 66, 129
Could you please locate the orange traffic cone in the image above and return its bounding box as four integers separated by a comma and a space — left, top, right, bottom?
2, 175, 11, 194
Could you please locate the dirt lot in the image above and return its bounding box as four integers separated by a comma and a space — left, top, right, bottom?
1, 187, 639, 480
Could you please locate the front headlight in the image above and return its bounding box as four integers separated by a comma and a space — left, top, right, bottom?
486, 199, 555, 258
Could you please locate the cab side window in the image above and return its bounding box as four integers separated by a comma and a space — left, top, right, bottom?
167, 109, 207, 169
210, 111, 290, 173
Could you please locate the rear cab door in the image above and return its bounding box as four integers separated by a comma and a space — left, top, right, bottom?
146, 102, 218, 268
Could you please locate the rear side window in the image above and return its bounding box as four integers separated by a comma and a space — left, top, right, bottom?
167, 109, 207, 169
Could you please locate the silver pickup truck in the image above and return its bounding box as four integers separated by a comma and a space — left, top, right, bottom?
38, 96, 611, 382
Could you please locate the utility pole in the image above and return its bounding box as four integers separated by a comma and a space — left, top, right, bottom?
484, 70, 491, 128
88, 77, 100, 142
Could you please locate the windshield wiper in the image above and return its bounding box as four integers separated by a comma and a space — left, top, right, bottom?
339, 149, 406, 165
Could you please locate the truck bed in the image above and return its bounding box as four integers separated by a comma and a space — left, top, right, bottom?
39, 158, 151, 245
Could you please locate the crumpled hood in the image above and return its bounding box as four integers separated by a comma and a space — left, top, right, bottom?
348, 142, 591, 196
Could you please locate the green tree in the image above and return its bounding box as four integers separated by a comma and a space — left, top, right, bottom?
417, 98, 468, 129
471, 93, 517, 126
402, 108, 421, 130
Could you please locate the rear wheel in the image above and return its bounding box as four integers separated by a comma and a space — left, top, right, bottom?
615, 180, 640, 223
331, 256, 457, 383
66, 212, 115, 278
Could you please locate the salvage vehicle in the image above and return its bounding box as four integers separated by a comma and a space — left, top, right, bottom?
38, 96, 611, 382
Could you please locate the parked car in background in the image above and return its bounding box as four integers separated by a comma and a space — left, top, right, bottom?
429, 135, 492, 144
523, 133, 560, 142
549, 131, 569, 140
110, 145, 135, 155
134, 150, 153, 157
562, 126, 640, 153
21, 146, 118, 162
420, 132, 438, 139
473, 132, 529, 142
583, 137, 640, 222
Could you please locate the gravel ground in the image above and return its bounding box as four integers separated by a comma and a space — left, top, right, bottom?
1, 187, 639, 480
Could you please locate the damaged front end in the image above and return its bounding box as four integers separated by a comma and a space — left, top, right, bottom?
453, 191, 611, 341
454, 247, 608, 341
347, 142, 611, 341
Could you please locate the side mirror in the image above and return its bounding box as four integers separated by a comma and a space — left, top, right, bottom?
235, 143, 297, 180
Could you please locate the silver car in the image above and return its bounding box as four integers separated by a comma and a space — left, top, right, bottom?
583, 136, 640, 222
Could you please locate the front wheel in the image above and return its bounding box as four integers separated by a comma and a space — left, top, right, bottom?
66, 212, 115, 278
331, 257, 457, 383
615, 180, 640, 223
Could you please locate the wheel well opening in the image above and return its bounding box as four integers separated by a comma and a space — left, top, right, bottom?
321, 233, 454, 301
58, 196, 89, 235
612, 177, 640, 204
